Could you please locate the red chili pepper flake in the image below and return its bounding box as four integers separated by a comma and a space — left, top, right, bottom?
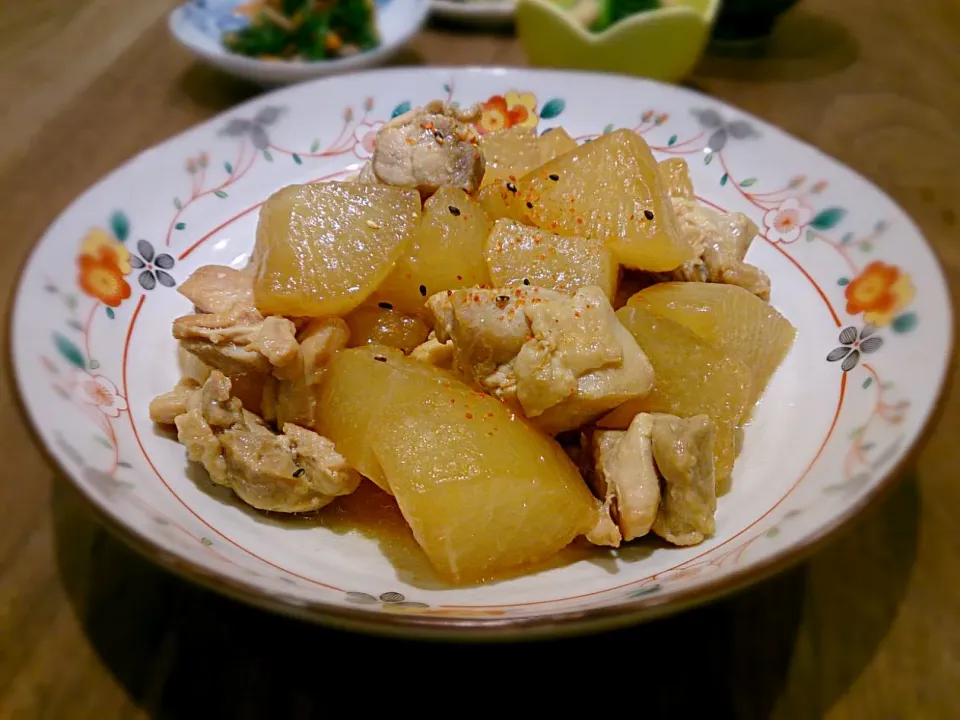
405, 138, 415, 145
465, 413, 474, 420
449, 205, 461, 216
450, 398, 456, 403
419, 284, 427, 296
644, 209, 655, 220
576, 217, 584, 224
406, 273, 413, 279
474, 151, 481, 160
374, 355, 387, 362
487, 412, 494, 418
472, 294, 480, 302
534, 237, 542, 245
378, 301, 393, 310
574, 311, 581, 318
548, 173, 560, 181
629, 214, 635, 220
539, 254, 547, 260
456, 274, 463, 281
550, 221, 558, 229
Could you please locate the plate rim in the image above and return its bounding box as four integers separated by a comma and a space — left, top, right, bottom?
8, 65, 956, 639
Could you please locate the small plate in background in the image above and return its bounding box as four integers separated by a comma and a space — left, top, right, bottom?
169, 0, 430, 86
430, 0, 516, 25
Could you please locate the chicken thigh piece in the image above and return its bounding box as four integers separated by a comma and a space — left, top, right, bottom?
665, 198, 771, 300
650, 413, 717, 546
150, 371, 360, 513
371, 100, 485, 197
583, 412, 717, 548
177, 264, 254, 314
582, 414, 661, 547
427, 285, 654, 434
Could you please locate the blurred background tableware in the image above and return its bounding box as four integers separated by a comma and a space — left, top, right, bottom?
515, 0, 719, 83
169, 0, 430, 85
430, 0, 517, 26
710, 0, 802, 44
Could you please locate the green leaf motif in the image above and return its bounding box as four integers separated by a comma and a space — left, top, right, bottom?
863, 377, 873, 389
443, 83, 451, 93
214, 190, 228, 199
668, 135, 677, 146
173, 197, 182, 210
89, 359, 100, 370
54, 332, 85, 369
860, 241, 872, 252
263, 149, 273, 162
704, 152, 714, 165
105, 307, 115, 319
224, 161, 233, 173
720, 173, 728, 186
629, 584, 662, 599
892, 312, 917, 334
200, 537, 213, 547
175, 222, 186, 230
765, 527, 780, 538
94, 435, 113, 450
602, 123, 614, 134
292, 153, 302, 165
309, 139, 320, 153
837, 277, 849, 286
539, 98, 566, 119
391, 101, 411, 119
841, 231, 854, 244
739, 178, 758, 187
110, 210, 130, 242
809, 207, 846, 230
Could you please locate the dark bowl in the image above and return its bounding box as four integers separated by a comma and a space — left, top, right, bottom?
711, 0, 802, 42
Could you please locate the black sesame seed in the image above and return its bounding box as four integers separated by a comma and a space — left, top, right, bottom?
523, 278, 531, 286
419, 284, 427, 296
548, 173, 560, 181
526, 201, 534, 209
433, 130, 443, 140
293, 468, 305, 478
506, 182, 518, 193
374, 355, 387, 362
644, 209, 655, 220
378, 301, 393, 310
448, 205, 461, 216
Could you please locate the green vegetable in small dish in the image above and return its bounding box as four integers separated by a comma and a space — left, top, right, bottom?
223, 0, 380, 61
549, 0, 665, 32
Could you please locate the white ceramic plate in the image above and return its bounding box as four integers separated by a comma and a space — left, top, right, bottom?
168, 0, 429, 86
11, 68, 951, 640
430, 0, 515, 25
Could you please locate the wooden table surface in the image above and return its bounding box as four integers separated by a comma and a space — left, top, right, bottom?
1, 1, 958, 717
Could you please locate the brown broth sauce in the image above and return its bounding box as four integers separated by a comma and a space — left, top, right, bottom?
314, 480, 597, 588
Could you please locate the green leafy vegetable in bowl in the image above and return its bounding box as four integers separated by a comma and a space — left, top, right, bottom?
223, 0, 380, 61
550, 0, 666, 32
